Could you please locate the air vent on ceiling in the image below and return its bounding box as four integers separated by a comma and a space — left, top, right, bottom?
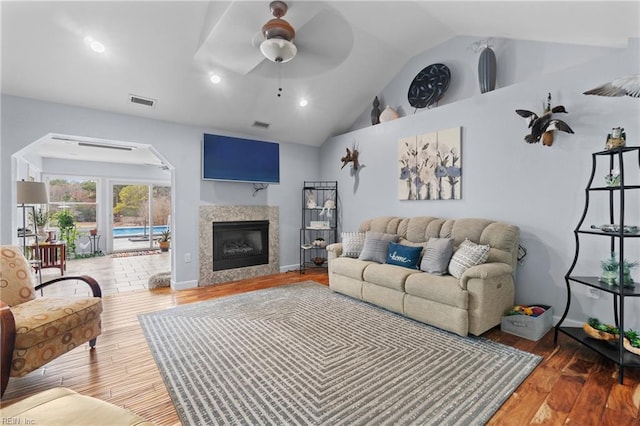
129, 94, 156, 108
252, 120, 270, 129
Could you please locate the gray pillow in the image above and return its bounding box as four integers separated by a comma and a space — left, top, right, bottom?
341, 232, 366, 258
420, 237, 455, 275
358, 231, 399, 263
448, 238, 490, 279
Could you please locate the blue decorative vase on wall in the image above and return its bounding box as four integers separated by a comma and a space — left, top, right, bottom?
478, 47, 496, 93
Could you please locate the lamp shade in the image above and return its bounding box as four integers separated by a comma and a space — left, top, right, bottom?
16, 181, 48, 204
260, 38, 297, 63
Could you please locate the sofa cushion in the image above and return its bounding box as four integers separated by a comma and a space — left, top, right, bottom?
330, 257, 376, 281
448, 239, 490, 279
420, 237, 455, 275
358, 231, 398, 263
363, 263, 420, 291
385, 242, 421, 269
405, 273, 469, 309
340, 232, 366, 258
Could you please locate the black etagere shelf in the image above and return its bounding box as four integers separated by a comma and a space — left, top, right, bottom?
299, 181, 338, 273
555, 146, 640, 383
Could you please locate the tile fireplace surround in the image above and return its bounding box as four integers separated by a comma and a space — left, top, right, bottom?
199, 205, 279, 285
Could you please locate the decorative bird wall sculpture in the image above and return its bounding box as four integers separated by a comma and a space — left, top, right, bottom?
340, 146, 359, 170
515, 93, 574, 146
583, 75, 640, 98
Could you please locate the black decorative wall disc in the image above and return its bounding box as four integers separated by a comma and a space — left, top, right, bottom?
408, 63, 451, 108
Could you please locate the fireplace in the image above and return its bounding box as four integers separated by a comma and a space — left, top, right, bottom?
212, 220, 269, 271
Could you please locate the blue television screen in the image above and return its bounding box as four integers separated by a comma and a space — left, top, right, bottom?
202, 134, 280, 184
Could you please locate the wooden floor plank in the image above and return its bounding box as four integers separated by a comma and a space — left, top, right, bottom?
2, 270, 640, 426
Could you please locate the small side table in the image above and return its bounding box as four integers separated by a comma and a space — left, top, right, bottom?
88, 234, 102, 255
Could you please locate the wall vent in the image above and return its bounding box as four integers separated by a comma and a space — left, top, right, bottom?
129, 94, 156, 108
252, 121, 270, 129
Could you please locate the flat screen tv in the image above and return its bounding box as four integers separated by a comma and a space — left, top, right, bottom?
202, 133, 280, 184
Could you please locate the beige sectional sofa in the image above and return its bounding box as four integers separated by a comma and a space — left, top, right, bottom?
326, 216, 520, 336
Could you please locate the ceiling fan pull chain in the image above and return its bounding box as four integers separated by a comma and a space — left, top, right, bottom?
277, 60, 283, 97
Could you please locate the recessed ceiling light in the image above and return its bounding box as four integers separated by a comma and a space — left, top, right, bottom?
84, 36, 105, 53
299, 98, 308, 107
210, 74, 221, 84
90, 41, 105, 53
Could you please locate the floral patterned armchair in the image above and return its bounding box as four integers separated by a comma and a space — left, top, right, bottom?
0, 245, 103, 397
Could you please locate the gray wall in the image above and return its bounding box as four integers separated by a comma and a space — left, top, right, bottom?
1, 96, 319, 288
320, 37, 640, 328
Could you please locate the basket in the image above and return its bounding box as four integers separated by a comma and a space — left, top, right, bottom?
583, 322, 619, 341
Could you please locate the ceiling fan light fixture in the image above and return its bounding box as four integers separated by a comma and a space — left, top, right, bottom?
260, 38, 297, 63
260, 1, 296, 63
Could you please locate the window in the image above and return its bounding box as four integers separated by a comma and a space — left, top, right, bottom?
46, 176, 98, 230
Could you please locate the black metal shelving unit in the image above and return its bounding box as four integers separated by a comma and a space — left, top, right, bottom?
299, 181, 337, 274
555, 146, 640, 383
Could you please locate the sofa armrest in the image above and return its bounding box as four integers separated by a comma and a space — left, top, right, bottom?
459, 262, 513, 290
326, 243, 343, 261
460, 262, 516, 335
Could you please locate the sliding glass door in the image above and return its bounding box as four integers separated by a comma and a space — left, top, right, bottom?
111, 183, 171, 252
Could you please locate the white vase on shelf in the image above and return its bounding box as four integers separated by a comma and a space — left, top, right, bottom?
379, 105, 399, 122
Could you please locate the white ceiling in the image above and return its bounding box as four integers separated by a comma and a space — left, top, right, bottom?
2, 1, 639, 164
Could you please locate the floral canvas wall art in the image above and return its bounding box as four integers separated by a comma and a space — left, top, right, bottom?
398, 127, 461, 200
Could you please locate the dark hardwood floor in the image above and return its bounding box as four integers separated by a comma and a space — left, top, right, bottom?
1, 270, 639, 425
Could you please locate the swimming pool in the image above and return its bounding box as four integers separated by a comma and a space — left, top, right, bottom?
113, 225, 169, 237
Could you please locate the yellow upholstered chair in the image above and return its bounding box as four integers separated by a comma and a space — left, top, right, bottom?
0, 245, 103, 397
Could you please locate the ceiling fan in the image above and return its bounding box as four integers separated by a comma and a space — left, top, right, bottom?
193, 1, 354, 79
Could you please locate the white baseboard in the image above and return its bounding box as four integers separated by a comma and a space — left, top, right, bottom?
171, 279, 198, 291
280, 264, 302, 273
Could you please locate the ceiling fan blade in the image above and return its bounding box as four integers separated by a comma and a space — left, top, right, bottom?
194, 1, 266, 75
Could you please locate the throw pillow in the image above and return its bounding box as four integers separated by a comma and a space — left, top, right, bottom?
386, 241, 422, 269
358, 231, 399, 264
420, 237, 455, 275
341, 232, 366, 258
448, 238, 490, 279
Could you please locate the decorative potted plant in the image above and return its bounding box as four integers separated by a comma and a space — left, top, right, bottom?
29, 207, 50, 240
158, 229, 170, 252
54, 209, 79, 257
624, 330, 640, 356
583, 317, 619, 341
599, 253, 638, 287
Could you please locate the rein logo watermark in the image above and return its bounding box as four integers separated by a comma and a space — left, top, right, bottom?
2, 418, 35, 425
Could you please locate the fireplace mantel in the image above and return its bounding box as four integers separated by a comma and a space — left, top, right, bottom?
199, 205, 279, 285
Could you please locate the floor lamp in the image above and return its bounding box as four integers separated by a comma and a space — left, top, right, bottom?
17, 180, 49, 282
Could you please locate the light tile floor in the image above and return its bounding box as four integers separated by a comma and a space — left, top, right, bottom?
37, 251, 171, 298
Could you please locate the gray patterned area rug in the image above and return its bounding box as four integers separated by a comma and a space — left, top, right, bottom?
139, 282, 541, 425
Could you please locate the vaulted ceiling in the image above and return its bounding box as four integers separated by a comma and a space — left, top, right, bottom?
2, 1, 639, 165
